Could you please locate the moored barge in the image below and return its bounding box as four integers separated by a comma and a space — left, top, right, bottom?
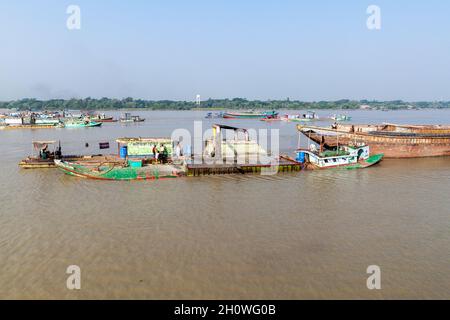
297, 124, 450, 158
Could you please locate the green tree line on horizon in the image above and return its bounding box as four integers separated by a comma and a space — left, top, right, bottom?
1, 98, 449, 111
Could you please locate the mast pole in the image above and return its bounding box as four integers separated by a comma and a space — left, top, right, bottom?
336, 124, 339, 152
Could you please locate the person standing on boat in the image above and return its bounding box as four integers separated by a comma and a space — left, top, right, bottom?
152, 144, 159, 163
175, 142, 181, 159
164, 145, 169, 162
160, 144, 169, 164
41, 146, 50, 159
159, 144, 164, 159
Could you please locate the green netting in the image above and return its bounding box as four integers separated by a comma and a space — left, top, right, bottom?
60, 162, 179, 180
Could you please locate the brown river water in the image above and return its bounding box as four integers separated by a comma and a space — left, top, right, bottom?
0, 110, 449, 299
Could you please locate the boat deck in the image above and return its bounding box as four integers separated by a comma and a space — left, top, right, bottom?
186, 156, 302, 176
1, 125, 61, 130
19, 154, 121, 169
368, 131, 450, 138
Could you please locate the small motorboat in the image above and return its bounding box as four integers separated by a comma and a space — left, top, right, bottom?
330, 114, 352, 121
261, 117, 282, 122
64, 120, 102, 128
223, 110, 278, 119
120, 113, 145, 123
205, 112, 224, 119
18, 141, 103, 169
295, 145, 383, 170
90, 114, 118, 123
286, 111, 321, 122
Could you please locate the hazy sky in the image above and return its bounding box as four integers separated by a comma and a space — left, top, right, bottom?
0, 0, 449, 101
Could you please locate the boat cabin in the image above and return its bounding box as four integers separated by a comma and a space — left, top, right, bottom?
296, 145, 370, 168
304, 111, 319, 119
116, 137, 174, 164
19, 141, 62, 168
33, 140, 62, 160
120, 113, 145, 122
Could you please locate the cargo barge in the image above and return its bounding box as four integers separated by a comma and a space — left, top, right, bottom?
297, 124, 450, 158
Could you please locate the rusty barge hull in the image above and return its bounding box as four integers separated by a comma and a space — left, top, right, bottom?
298, 125, 450, 158
336, 123, 450, 135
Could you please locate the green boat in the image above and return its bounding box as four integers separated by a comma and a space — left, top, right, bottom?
286, 117, 314, 123
295, 145, 383, 170
331, 114, 352, 122
286, 111, 320, 122
54, 159, 183, 180
223, 111, 278, 119
64, 120, 102, 128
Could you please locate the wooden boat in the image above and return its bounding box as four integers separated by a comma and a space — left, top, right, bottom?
19, 154, 113, 169
285, 112, 320, 122
120, 113, 145, 123
18, 141, 110, 169
95, 118, 118, 123
0, 115, 64, 129
19, 140, 61, 168
205, 112, 224, 119
223, 111, 278, 119
54, 160, 183, 180
90, 114, 118, 123
286, 116, 313, 123
346, 123, 450, 135
64, 120, 102, 128
261, 117, 282, 122
295, 145, 383, 170
297, 124, 450, 158
0, 124, 64, 130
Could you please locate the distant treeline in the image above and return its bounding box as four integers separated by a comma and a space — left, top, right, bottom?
1, 98, 450, 111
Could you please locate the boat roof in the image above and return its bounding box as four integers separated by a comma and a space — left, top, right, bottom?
213, 124, 248, 132
296, 149, 353, 159
298, 127, 340, 136
116, 137, 172, 144
33, 140, 57, 144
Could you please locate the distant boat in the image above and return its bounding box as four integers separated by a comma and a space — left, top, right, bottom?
34, 118, 62, 126
120, 113, 145, 123
223, 111, 278, 119
261, 117, 282, 122
64, 120, 102, 128
285, 111, 321, 122
205, 112, 224, 119
330, 114, 352, 121
90, 114, 118, 123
